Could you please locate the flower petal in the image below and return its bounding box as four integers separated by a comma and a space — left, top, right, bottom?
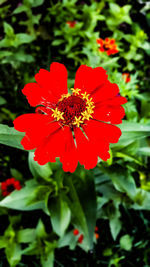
93, 105, 125, 124
91, 81, 119, 103
34, 127, 78, 172
22, 62, 68, 107
83, 119, 121, 144
13, 114, 60, 150
74, 65, 108, 94
74, 128, 98, 169
60, 128, 78, 173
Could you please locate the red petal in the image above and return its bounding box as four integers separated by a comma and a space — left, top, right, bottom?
1, 182, 7, 190
34, 127, 78, 173
93, 105, 125, 124
74, 65, 108, 95
74, 128, 98, 169
83, 120, 121, 144
14, 114, 60, 150
91, 81, 119, 104
60, 128, 78, 173
22, 62, 68, 107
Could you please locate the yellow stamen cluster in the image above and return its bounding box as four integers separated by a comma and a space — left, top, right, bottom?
59, 93, 71, 101
51, 107, 64, 121
71, 88, 81, 95
73, 116, 83, 127
51, 88, 95, 127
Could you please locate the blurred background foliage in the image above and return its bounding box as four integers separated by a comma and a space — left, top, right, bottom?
0, 0, 150, 266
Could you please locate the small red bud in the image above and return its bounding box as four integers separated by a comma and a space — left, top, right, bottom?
78, 234, 84, 244
73, 229, 79, 236
95, 226, 98, 232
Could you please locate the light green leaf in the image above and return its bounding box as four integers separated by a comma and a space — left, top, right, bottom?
110, 216, 122, 241
112, 121, 150, 147
0, 180, 45, 211
13, 5, 28, 14
28, 152, 52, 180
4, 22, 14, 36
15, 34, 35, 46
120, 234, 132, 251
0, 124, 25, 150
0, 96, 6, 105
17, 229, 36, 243
64, 172, 97, 251
48, 195, 71, 236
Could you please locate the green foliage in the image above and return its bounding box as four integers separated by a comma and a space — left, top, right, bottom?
0, 0, 149, 266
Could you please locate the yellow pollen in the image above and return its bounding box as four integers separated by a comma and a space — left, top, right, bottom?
71, 88, 81, 95
59, 93, 71, 101
81, 110, 92, 120
81, 92, 90, 100
51, 107, 64, 121
86, 106, 94, 114
73, 116, 84, 127
86, 97, 94, 106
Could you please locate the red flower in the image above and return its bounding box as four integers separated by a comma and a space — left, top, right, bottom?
66, 21, 77, 28
73, 229, 79, 236
13, 63, 127, 173
78, 234, 84, 244
122, 73, 131, 83
95, 226, 98, 232
95, 233, 99, 239
1, 178, 22, 196
97, 37, 119, 56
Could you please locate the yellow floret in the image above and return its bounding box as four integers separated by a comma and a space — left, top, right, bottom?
73, 116, 84, 127
71, 88, 81, 95
51, 108, 64, 121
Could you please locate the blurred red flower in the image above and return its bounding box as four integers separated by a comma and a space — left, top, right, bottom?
1, 178, 22, 196
122, 73, 131, 83
97, 38, 119, 56
66, 21, 77, 28
73, 229, 79, 235
14, 63, 127, 173
78, 234, 84, 244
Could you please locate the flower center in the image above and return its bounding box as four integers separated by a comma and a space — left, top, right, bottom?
7, 184, 15, 193
51, 88, 95, 127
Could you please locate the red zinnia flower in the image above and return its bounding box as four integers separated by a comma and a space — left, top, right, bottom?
1, 178, 22, 196
13, 63, 127, 173
122, 73, 131, 83
66, 21, 77, 28
78, 234, 84, 244
73, 229, 79, 236
97, 38, 119, 56
95, 233, 99, 239
95, 226, 98, 232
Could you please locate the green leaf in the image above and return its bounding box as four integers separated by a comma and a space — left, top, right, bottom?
17, 229, 36, 243
41, 252, 54, 267
36, 219, 47, 239
0, 180, 45, 211
120, 234, 132, 251
0, 124, 25, 150
13, 5, 28, 14
15, 34, 35, 46
3, 22, 14, 36
138, 147, 150, 156
109, 3, 120, 14
112, 121, 150, 148
0, 51, 12, 59
6, 242, 22, 267
110, 216, 122, 241
48, 194, 71, 236
0, 96, 6, 105
28, 0, 44, 7
64, 172, 97, 251
28, 152, 52, 180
